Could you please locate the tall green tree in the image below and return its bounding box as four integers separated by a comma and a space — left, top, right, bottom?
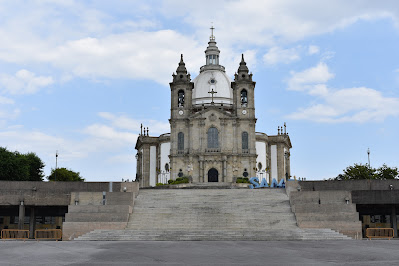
0, 147, 44, 181
375, 164, 399, 180
335, 163, 399, 180
25, 152, 45, 181
48, 167, 84, 181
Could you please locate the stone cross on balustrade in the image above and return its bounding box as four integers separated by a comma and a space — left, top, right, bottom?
208, 88, 217, 104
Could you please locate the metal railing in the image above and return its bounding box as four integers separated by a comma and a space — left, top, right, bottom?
35, 229, 62, 241
205, 148, 220, 153
366, 228, 394, 240
1, 229, 29, 240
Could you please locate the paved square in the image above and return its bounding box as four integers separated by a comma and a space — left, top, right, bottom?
1, 240, 399, 265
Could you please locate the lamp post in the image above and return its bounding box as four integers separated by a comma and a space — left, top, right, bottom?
367, 148, 370, 168
55, 150, 58, 181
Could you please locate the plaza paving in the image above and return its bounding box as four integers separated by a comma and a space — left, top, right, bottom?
1, 240, 399, 265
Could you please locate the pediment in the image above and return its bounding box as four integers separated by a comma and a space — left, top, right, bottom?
190, 106, 235, 119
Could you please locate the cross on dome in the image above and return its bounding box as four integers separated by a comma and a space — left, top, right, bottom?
210, 23, 215, 41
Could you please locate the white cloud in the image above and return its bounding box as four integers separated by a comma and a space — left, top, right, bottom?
263, 47, 300, 65
0, 96, 14, 104
159, 1, 399, 45
0, 1, 397, 85
44, 31, 202, 84
0, 69, 54, 95
106, 153, 135, 164
83, 124, 137, 144
98, 112, 169, 135
0, 108, 20, 119
286, 63, 399, 123
0, 110, 171, 181
287, 62, 335, 91
308, 45, 320, 55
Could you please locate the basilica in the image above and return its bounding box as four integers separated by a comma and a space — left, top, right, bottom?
135, 30, 292, 187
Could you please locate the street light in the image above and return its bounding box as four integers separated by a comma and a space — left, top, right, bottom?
367, 148, 370, 167
55, 150, 58, 181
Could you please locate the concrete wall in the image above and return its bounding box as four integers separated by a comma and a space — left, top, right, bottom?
0, 190, 70, 206
0, 181, 139, 193
0, 181, 140, 240
0, 181, 139, 206
285, 180, 399, 239
289, 190, 362, 239
296, 180, 399, 191
63, 192, 135, 240
352, 191, 399, 204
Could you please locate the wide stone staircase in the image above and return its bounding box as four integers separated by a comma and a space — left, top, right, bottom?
75, 188, 352, 240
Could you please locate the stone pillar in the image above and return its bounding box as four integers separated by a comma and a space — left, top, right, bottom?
391, 205, 398, 238
29, 207, 35, 239
223, 159, 227, 182
18, 201, 25, 230
199, 159, 204, 183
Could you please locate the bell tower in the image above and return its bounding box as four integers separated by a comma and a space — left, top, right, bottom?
170, 54, 194, 119
231, 54, 257, 177
169, 54, 194, 180
232, 54, 256, 118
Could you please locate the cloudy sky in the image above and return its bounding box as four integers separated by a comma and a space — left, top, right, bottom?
0, 0, 398, 181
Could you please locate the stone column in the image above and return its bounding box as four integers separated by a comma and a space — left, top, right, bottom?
18, 201, 25, 230
223, 159, 227, 182
391, 205, 398, 238
29, 207, 35, 239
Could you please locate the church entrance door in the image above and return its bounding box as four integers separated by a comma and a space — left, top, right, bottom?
208, 168, 218, 182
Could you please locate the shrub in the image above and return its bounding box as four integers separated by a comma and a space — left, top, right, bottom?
169, 177, 189, 185
236, 177, 250, 183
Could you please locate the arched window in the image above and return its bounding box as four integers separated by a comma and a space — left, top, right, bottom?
178, 90, 185, 107
241, 89, 248, 107
242, 131, 248, 150
178, 132, 184, 151
207, 127, 219, 148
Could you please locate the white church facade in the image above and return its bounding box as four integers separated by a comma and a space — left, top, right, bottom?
135, 31, 292, 187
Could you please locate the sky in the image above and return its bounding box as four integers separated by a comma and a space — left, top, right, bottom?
0, 0, 399, 182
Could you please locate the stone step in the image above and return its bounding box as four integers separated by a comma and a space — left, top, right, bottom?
67, 205, 132, 213
293, 203, 357, 213
295, 213, 360, 222
65, 212, 129, 223
74, 188, 355, 241
75, 229, 352, 241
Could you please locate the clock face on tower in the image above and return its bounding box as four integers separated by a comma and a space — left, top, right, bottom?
178, 110, 184, 115
242, 109, 247, 115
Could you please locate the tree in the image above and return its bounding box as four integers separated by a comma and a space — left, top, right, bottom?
0, 147, 45, 181
335, 163, 399, 180
48, 167, 84, 182
335, 163, 376, 180
375, 164, 399, 180
25, 152, 45, 181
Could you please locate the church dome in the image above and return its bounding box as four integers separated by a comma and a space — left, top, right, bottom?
191, 27, 232, 106
192, 70, 233, 105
